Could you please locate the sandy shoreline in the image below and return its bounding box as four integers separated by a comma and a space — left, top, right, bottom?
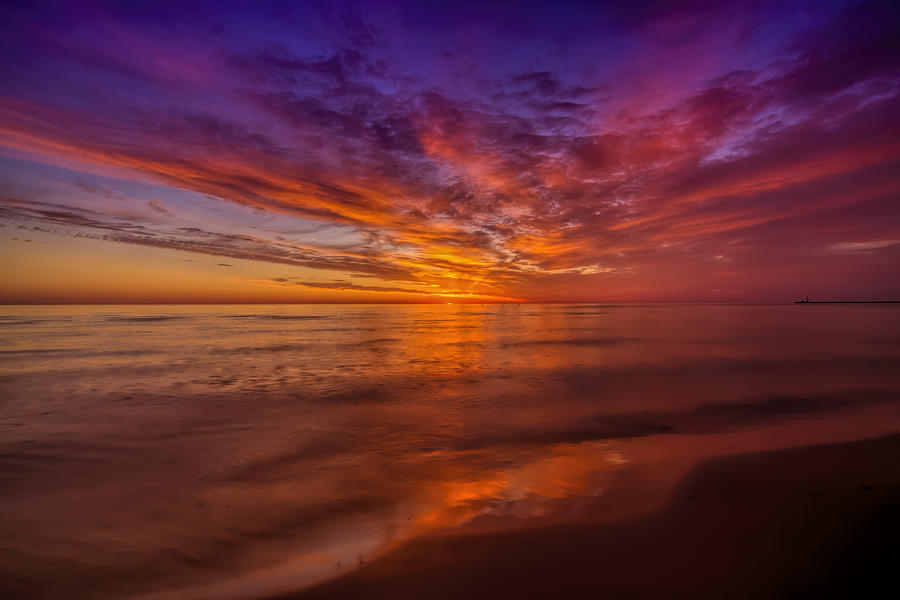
275, 433, 900, 600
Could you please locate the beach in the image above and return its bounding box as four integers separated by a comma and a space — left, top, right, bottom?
284, 434, 900, 600
1, 304, 899, 599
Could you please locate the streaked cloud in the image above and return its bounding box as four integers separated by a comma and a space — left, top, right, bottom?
830, 240, 900, 253
1, 0, 898, 301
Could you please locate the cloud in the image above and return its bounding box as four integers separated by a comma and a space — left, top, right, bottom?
293, 280, 436, 295
147, 199, 173, 217
830, 240, 900, 253
0, 197, 423, 282
1, 0, 899, 300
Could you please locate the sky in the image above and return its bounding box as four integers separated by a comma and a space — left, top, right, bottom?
1, 0, 898, 303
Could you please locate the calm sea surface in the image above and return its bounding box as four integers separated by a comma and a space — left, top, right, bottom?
1, 304, 899, 599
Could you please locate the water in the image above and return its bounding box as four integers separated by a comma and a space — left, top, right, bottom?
1, 304, 899, 599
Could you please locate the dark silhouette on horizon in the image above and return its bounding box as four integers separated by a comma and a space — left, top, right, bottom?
795, 297, 900, 304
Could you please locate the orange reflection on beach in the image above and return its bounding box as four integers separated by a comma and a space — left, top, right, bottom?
411, 442, 627, 532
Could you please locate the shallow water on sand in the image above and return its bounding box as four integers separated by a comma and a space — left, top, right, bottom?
1, 304, 899, 599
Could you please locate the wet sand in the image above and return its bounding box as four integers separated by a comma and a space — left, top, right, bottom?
280, 434, 900, 600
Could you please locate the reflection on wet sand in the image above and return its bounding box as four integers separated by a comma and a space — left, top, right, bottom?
0, 304, 898, 599
288, 434, 900, 600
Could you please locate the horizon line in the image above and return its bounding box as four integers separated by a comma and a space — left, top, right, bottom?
0, 300, 880, 306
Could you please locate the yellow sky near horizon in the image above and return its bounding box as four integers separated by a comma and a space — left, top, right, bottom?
1, 230, 486, 304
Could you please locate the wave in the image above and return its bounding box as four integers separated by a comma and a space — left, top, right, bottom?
210, 338, 402, 354
450, 389, 900, 451
0, 348, 163, 358
502, 337, 634, 347
211, 343, 310, 354
103, 315, 188, 322
227, 314, 331, 320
